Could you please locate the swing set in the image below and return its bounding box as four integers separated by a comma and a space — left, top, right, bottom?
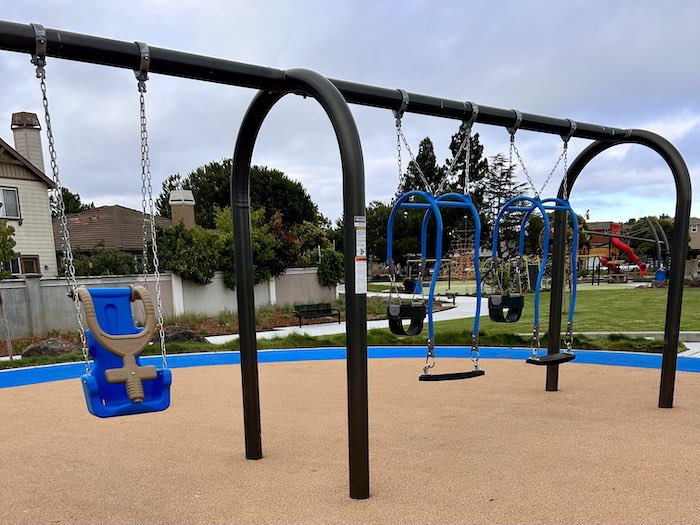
0, 21, 692, 502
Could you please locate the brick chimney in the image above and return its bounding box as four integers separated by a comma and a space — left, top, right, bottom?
169, 189, 196, 228
11, 112, 45, 173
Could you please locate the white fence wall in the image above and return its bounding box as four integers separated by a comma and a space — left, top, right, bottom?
3, 267, 335, 339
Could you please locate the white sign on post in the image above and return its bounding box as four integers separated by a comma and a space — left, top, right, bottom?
354, 216, 367, 294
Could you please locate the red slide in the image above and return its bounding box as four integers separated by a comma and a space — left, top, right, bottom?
611, 237, 639, 264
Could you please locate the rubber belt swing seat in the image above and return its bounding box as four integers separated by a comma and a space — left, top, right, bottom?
79, 286, 172, 418
488, 294, 525, 323
526, 352, 576, 365
419, 369, 485, 381
387, 303, 426, 336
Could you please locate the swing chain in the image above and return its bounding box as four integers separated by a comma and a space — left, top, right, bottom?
542, 119, 577, 200
564, 320, 574, 353
436, 101, 479, 195
508, 110, 538, 197
561, 119, 576, 201
31, 24, 90, 373
135, 42, 167, 368
394, 89, 432, 193
470, 333, 480, 370
514, 255, 524, 294
423, 338, 436, 375
530, 325, 540, 358
387, 260, 402, 307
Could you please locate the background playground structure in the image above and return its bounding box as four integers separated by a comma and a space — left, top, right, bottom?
582, 220, 670, 282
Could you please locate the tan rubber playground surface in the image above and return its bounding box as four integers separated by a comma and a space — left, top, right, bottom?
2, 357, 700, 524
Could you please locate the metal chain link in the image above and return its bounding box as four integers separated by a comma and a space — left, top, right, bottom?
395, 117, 433, 193
137, 72, 168, 368
395, 118, 403, 187
509, 135, 538, 197
538, 146, 567, 198
436, 122, 472, 195
470, 333, 480, 370
140, 90, 150, 283
36, 64, 90, 374
509, 115, 575, 198
562, 143, 570, 201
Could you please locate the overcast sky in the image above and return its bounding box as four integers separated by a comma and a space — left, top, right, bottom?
0, 1, 698, 226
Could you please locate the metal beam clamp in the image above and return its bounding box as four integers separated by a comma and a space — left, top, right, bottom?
561, 118, 577, 143
463, 101, 479, 131
135, 41, 150, 93
30, 23, 47, 78
507, 109, 523, 137
393, 89, 409, 120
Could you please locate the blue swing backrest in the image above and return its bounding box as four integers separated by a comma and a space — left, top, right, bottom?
80, 287, 171, 418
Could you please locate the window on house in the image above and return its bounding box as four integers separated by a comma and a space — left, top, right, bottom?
21, 256, 40, 274
0, 187, 20, 219
2, 258, 20, 275
691, 224, 698, 233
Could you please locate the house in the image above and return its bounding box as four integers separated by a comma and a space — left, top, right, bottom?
0, 112, 58, 276
53, 204, 172, 264
688, 217, 700, 258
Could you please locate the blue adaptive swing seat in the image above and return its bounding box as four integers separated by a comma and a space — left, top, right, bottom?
79, 286, 171, 418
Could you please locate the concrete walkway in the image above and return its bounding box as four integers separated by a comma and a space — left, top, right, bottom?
206, 293, 488, 345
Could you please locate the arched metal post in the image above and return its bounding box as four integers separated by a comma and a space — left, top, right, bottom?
548, 130, 691, 407
231, 68, 369, 498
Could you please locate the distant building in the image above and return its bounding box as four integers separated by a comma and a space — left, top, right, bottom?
52, 205, 171, 265
688, 217, 700, 258
0, 112, 58, 276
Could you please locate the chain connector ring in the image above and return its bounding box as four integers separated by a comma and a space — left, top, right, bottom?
135, 41, 150, 93
393, 89, 409, 120
30, 23, 47, 78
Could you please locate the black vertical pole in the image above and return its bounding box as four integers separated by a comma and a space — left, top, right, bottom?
232, 69, 369, 498
232, 90, 285, 460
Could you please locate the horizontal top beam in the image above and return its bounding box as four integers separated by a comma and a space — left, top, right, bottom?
0, 20, 630, 142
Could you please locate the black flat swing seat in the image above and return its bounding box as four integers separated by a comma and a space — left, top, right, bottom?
526, 352, 576, 365
387, 302, 426, 336
488, 294, 524, 323
419, 369, 485, 381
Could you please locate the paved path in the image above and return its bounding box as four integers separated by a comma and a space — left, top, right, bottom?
206, 293, 488, 345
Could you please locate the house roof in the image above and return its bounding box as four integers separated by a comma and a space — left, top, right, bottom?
53, 205, 172, 253
0, 136, 55, 188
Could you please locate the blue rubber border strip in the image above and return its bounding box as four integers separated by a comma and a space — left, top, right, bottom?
2, 346, 700, 389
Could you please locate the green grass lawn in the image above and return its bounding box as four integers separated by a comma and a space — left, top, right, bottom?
444, 286, 700, 335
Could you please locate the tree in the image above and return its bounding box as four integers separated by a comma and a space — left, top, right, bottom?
157, 223, 221, 285
72, 241, 138, 276
397, 137, 445, 195
439, 129, 490, 256
155, 161, 320, 229
0, 220, 18, 359
50, 187, 94, 218
482, 154, 528, 256
317, 247, 344, 287
214, 206, 285, 289
250, 166, 319, 225
154, 173, 182, 219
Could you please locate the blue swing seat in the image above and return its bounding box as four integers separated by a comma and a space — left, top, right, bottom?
79, 287, 171, 418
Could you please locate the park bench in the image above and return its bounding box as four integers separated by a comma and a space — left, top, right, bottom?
293, 303, 341, 327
